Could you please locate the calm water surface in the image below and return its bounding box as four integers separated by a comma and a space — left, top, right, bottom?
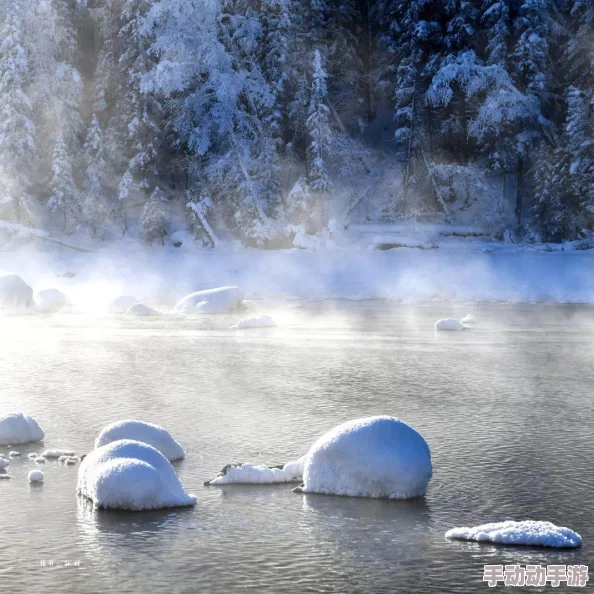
1, 303, 593, 593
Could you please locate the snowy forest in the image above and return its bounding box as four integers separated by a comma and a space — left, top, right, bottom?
1, 0, 594, 246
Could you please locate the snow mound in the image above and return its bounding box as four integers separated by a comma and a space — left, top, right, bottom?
293, 230, 320, 250
0, 458, 9, 470
35, 457, 46, 464
207, 456, 305, 485
240, 300, 258, 309
460, 314, 477, 324
174, 286, 245, 314
299, 416, 432, 499
9, 451, 20, 457
28, 470, 44, 483
232, 314, 276, 329
95, 420, 185, 461
0, 275, 34, 310
77, 439, 196, 510
445, 520, 582, 548
65, 458, 77, 465
108, 295, 139, 314
435, 318, 466, 331
125, 303, 161, 317
41, 449, 74, 459
0, 413, 44, 445
36, 289, 70, 313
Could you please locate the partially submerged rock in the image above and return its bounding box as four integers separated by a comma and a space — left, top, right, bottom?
445, 520, 582, 549
0, 413, 44, 446
108, 295, 139, 314
28, 470, 44, 483
296, 416, 432, 499
435, 318, 466, 331
232, 314, 276, 329
77, 439, 196, 510
205, 456, 305, 485
95, 420, 185, 461
125, 303, 161, 317
174, 286, 245, 314
0, 275, 34, 310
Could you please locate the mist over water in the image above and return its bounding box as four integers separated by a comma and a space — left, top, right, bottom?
1, 302, 592, 593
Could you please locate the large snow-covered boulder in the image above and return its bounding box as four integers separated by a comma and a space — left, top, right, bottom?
77, 439, 196, 510
232, 314, 276, 329
435, 318, 466, 331
95, 420, 185, 461
108, 295, 139, 314
299, 416, 432, 499
125, 303, 161, 317
206, 456, 305, 485
0, 275, 34, 310
174, 286, 245, 314
0, 413, 45, 445
36, 289, 71, 313
446, 520, 582, 549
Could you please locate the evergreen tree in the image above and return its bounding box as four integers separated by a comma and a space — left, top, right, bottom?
48, 133, 79, 231
140, 186, 168, 244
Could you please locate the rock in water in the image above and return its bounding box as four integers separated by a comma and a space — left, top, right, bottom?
77, 439, 196, 510
28, 470, 44, 483
125, 303, 161, 317
0, 275, 34, 310
232, 314, 276, 329
0, 413, 44, 445
108, 295, 140, 314
435, 318, 466, 331
298, 416, 432, 499
95, 420, 185, 461
174, 286, 245, 314
445, 520, 582, 548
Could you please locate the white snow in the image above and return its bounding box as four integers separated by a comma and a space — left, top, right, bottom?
77, 439, 197, 510
0, 458, 9, 470
64, 458, 77, 465
0, 275, 35, 310
445, 520, 582, 548
9, 451, 20, 457
207, 456, 305, 485
240, 300, 258, 309
300, 416, 432, 499
36, 288, 70, 313
232, 314, 276, 329
108, 295, 139, 314
460, 314, 477, 324
0, 413, 45, 445
28, 453, 38, 460
293, 230, 321, 250
95, 420, 185, 461
28, 470, 44, 483
35, 457, 47, 464
125, 303, 161, 317
41, 449, 74, 459
435, 318, 467, 331
174, 286, 245, 314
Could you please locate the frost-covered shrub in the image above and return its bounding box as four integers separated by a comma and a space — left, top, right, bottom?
140, 187, 169, 245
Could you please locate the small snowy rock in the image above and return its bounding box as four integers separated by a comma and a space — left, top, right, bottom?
28, 470, 44, 483
240, 300, 258, 310
207, 456, 305, 485
445, 520, 582, 549
299, 416, 432, 499
125, 303, 161, 317
232, 314, 276, 329
460, 314, 477, 325
174, 286, 245, 314
36, 289, 71, 313
95, 420, 185, 461
41, 449, 74, 459
0, 458, 9, 470
0, 413, 44, 445
108, 295, 140, 314
35, 457, 47, 464
28, 453, 38, 460
77, 439, 196, 510
65, 458, 77, 466
435, 318, 466, 331
9, 451, 20, 457
0, 275, 35, 310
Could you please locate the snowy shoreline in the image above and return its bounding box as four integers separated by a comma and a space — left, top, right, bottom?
1, 241, 594, 306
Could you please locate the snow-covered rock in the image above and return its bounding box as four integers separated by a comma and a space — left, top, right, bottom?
95, 420, 185, 461
299, 416, 432, 499
28, 470, 44, 483
293, 230, 320, 250
0, 413, 44, 445
108, 295, 139, 314
460, 314, 477, 325
240, 300, 258, 309
36, 289, 70, 313
35, 457, 46, 464
57, 306, 85, 315
435, 318, 466, 331
0, 275, 34, 310
125, 303, 161, 317
9, 451, 20, 457
445, 520, 582, 548
232, 314, 276, 329
206, 456, 305, 485
41, 449, 74, 459
77, 439, 197, 510
174, 286, 245, 314
0, 458, 9, 470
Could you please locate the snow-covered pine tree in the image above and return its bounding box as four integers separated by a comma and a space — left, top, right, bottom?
48, 133, 79, 232
306, 49, 332, 229
140, 186, 168, 244
0, 4, 38, 224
